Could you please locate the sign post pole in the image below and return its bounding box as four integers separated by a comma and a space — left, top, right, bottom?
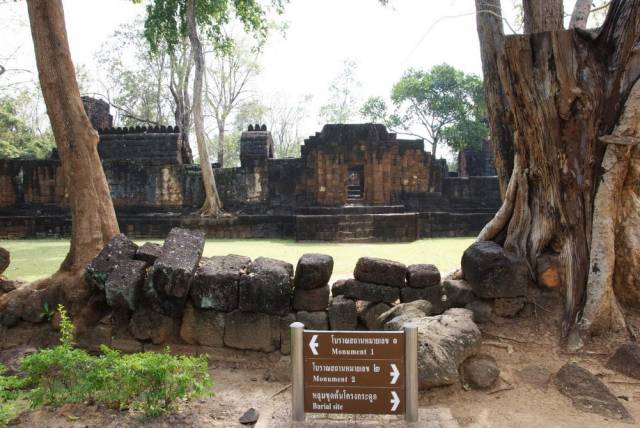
404, 323, 419, 423
290, 322, 305, 422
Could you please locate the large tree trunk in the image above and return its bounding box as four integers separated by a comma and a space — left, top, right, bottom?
169, 46, 194, 164
475, 0, 514, 196
522, 0, 564, 33
570, 0, 593, 29
475, 0, 640, 342
27, 0, 119, 272
218, 126, 225, 168
187, 0, 222, 216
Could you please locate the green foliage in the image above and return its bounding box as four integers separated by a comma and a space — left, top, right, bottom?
95, 20, 177, 127
136, 0, 284, 54
362, 63, 488, 156
18, 305, 211, 417
40, 302, 54, 323
0, 94, 55, 159
0, 365, 28, 426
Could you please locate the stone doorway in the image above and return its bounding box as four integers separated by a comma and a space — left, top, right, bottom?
347, 165, 364, 201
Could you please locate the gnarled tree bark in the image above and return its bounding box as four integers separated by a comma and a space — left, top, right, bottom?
0, 0, 121, 318
523, 0, 564, 33
475, 0, 640, 342
475, 0, 514, 197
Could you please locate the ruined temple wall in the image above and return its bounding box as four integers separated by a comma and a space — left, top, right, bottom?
0, 160, 66, 208
442, 176, 502, 213
298, 142, 432, 207
0, 159, 205, 212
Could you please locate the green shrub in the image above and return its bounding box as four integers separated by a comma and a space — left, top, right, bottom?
19, 305, 212, 416
0, 364, 28, 425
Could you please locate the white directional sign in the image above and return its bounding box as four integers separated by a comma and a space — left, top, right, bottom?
301, 331, 405, 415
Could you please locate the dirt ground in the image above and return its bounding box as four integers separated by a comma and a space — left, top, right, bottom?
10, 299, 640, 428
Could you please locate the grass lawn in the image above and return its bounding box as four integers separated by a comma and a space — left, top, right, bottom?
1, 237, 474, 282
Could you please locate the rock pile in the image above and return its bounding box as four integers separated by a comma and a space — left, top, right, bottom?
461, 240, 532, 318
2, 232, 535, 393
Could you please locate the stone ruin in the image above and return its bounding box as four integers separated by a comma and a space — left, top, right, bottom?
0, 97, 501, 241
0, 226, 540, 391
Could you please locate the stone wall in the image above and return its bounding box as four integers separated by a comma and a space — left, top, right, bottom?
0, 122, 502, 240
298, 124, 431, 206
458, 140, 496, 177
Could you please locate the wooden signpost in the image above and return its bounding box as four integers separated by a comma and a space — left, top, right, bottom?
290, 323, 419, 423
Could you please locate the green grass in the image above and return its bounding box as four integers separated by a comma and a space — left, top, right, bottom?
1, 237, 474, 282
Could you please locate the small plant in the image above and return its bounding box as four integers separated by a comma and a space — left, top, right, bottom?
19, 305, 212, 416
40, 302, 54, 322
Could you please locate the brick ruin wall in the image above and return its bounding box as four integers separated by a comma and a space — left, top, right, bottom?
0, 123, 501, 240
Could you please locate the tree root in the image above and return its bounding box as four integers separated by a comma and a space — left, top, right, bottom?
574, 79, 640, 348
477, 153, 521, 242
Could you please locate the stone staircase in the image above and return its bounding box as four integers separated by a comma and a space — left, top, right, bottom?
336, 214, 375, 242
346, 184, 363, 201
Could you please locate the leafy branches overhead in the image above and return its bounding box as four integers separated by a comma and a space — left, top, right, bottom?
137, 0, 283, 54
361, 63, 488, 158
320, 59, 361, 124
0, 93, 54, 159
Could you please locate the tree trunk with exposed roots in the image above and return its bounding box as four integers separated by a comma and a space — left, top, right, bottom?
27, 0, 120, 273
0, 0, 121, 317
475, 0, 640, 347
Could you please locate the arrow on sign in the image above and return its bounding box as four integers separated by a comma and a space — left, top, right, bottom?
309, 334, 319, 355
390, 391, 400, 412
390, 363, 400, 384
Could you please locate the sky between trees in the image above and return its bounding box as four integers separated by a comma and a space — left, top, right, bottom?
0, 0, 601, 163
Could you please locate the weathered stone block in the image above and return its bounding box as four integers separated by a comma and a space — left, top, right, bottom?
377, 300, 432, 327
86, 233, 138, 291
556, 363, 633, 422
105, 259, 147, 311
400, 286, 448, 314
293, 253, 333, 290
238, 259, 292, 316
224, 310, 280, 352
341, 279, 399, 304
292, 284, 329, 311
189, 255, 250, 311
135, 242, 162, 265
130, 308, 176, 344
460, 354, 499, 390
179, 303, 225, 347
328, 295, 357, 330
464, 300, 492, 324
296, 311, 328, 330
358, 302, 391, 330
407, 264, 440, 288
461, 241, 529, 298
415, 308, 481, 389
331, 279, 348, 297
442, 279, 474, 307
606, 342, 640, 380
354, 257, 407, 288
146, 228, 205, 299
279, 313, 296, 355
252, 257, 294, 277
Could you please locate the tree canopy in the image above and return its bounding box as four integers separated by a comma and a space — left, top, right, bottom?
362, 63, 488, 158
0, 94, 54, 159
135, 0, 282, 54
